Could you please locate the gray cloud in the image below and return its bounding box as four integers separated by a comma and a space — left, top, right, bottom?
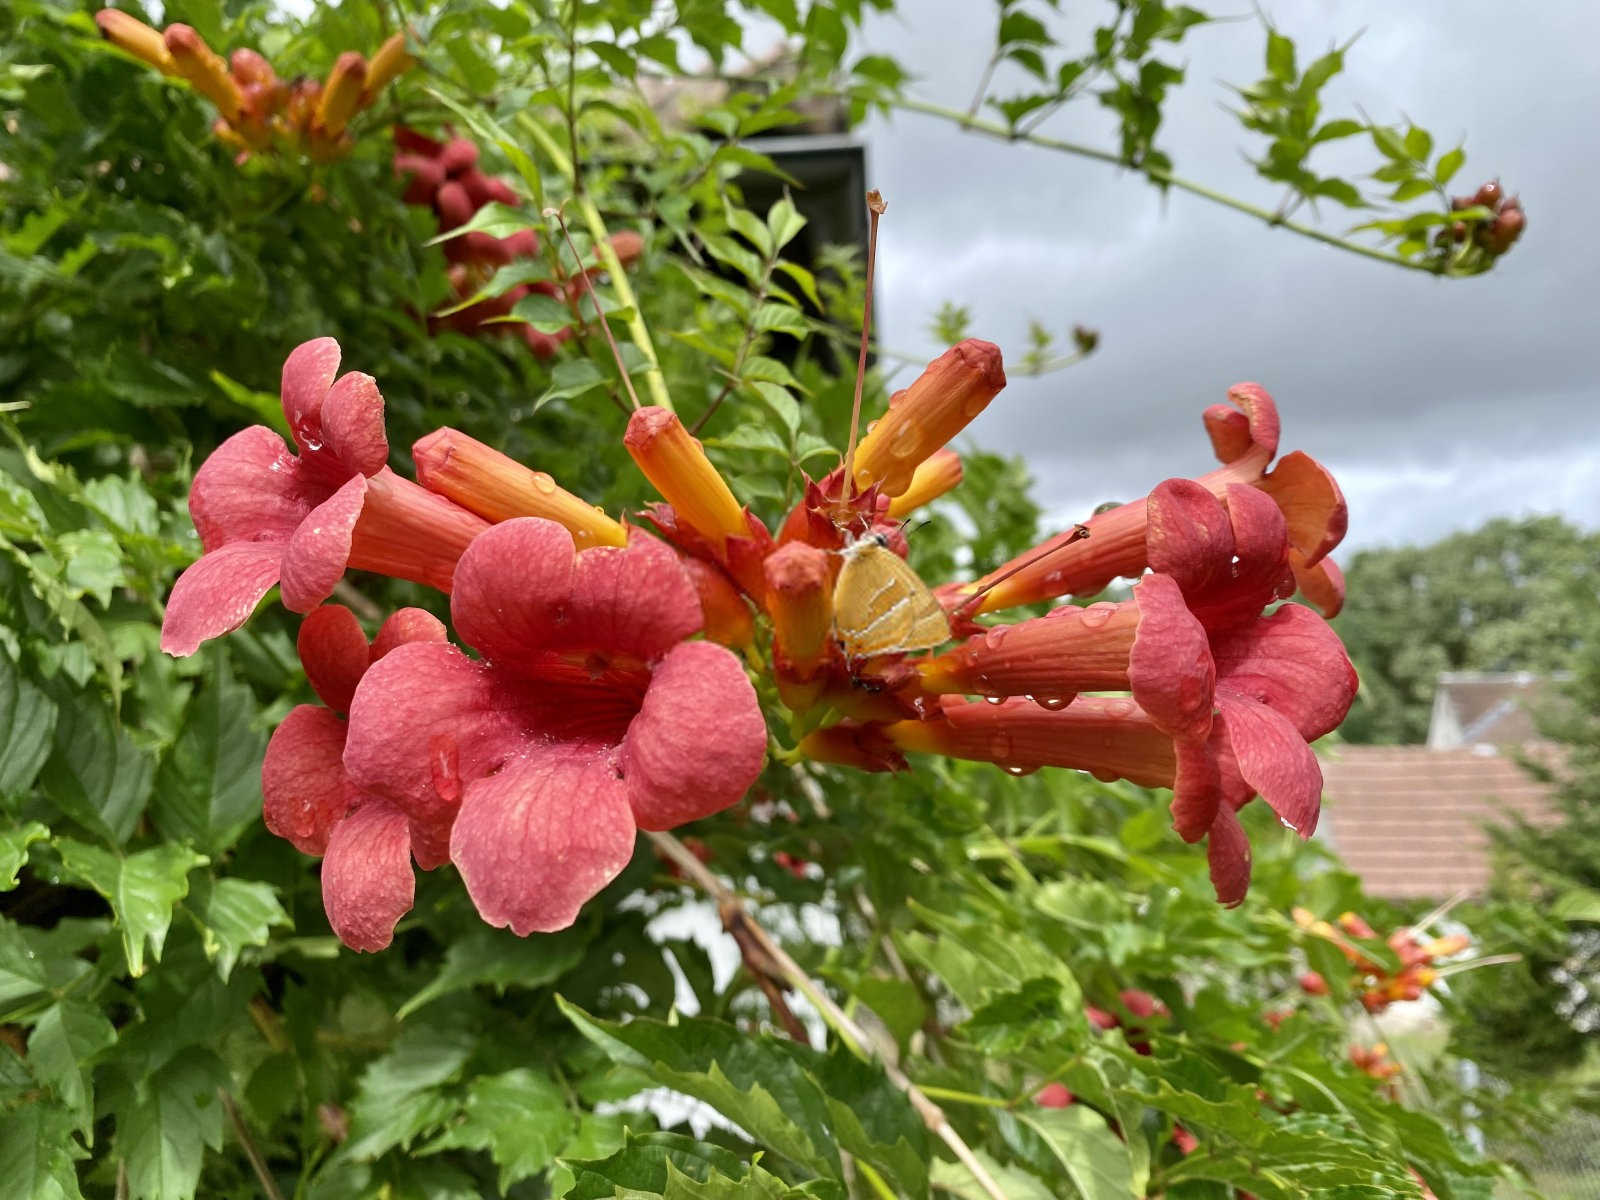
851, 0, 1600, 549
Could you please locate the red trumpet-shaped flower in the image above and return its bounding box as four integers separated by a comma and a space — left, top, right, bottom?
259, 604, 447, 951
1147, 481, 1357, 900
340, 518, 767, 938
161, 338, 488, 657
945, 383, 1347, 616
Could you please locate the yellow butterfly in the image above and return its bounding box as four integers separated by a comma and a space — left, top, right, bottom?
832, 533, 951, 661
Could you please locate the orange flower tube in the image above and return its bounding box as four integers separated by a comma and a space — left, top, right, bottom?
764, 542, 833, 676
314, 51, 368, 137
164, 24, 245, 124
886, 449, 963, 519
363, 32, 415, 101
624, 406, 749, 549
850, 339, 1005, 497
412, 428, 627, 548
95, 10, 176, 75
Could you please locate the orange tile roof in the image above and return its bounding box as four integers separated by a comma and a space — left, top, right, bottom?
1317, 745, 1560, 900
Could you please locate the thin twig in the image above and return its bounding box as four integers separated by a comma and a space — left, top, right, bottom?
551, 209, 642, 411
723, 902, 812, 1044
839, 191, 886, 506
894, 94, 1449, 275
218, 1087, 287, 1200
649, 830, 1011, 1200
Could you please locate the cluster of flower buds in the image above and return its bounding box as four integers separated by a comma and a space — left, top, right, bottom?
1293, 909, 1469, 1013
393, 128, 645, 357
1348, 1042, 1402, 1083
94, 10, 412, 162
161, 339, 767, 951
1445, 180, 1526, 258
620, 331, 1353, 905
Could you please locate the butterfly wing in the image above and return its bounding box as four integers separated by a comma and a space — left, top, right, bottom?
833, 542, 951, 659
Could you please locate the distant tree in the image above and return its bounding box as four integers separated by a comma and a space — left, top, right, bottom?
1334, 516, 1600, 743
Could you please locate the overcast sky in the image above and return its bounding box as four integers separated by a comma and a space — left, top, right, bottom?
844, 1, 1596, 551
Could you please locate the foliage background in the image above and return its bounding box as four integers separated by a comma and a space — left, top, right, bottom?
0, 1, 1589, 1198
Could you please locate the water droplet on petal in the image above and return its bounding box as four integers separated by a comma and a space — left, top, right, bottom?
982, 694, 1006, 705
888, 420, 919, 459
1005, 763, 1039, 777
429, 734, 461, 804
531, 471, 557, 494
982, 625, 1008, 651
988, 729, 1013, 761
1079, 602, 1115, 629
1035, 694, 1070, 711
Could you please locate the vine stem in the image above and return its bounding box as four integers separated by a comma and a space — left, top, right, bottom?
217, 1088, 286, 1200
889, 94, 1446, 276
516, 113, 675, 411
647, 830, 1012, 1200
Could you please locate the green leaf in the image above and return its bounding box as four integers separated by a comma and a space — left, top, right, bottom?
397, 925, 591, 1018
564, 1131, 814, 1200
558, 998, 842, 1179
54, 839, 206, 976
0, 1100, 86, 1200
1312, 118, 1365, 144
1370, 125, 1410, 162
187, 875, 289, 981
999, 11, 1051, 49
344, 1025, 476, 1160
209, 370, 289, 436
420, 1068, 575, 1192
726, 205, 775, 258
586, 39, 636, 78
424, 201, 531, 245
1265, 30, 1295, 82
537, 360, 609, 410
151, 650, 265, 854
773, 261, 822, 310
0, 654, 56, 798
901, 901, 1085, 1021
850, 976, 927, 1052
930, 1150, 1054, 1199
748, 382, 800, 436
1005, 1105, 1135, 1199
1390, 178, 1434, 203
0, 820, 48, 890
507, 289, 578, 333
29, 999, 116, 1130
766, 197, 807, 252
1404, 125, 1434, 161
38, 698, 152, 846
0, 914, 49, 1007
1435, 146, 1466, 184
114, 1048, 227, 1200
1552, 886, 1600, 923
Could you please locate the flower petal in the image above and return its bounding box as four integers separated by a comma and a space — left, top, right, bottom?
621, 641, 766, 830
371, 607, 448, 659
1214, 696, 1322, 837
1203, 382, 1279, 466
1210, 603, 1357, 742
281, 337, 341, 452
1256, 450, 1347, 567
1206, 803, 1253, 907
342, 641, 528, 830
1170, 734, 1222, 843
1291, 553, 1344, 619
261, 704, 352, 854
319, 370, 388, 478
449, 518, 575, 668
565, 530, 703, 662
160, 541, 284, 657
1145, 479, 1234, 597
188, 425, 309, 550
280, 474, 367, 613
450, 745, 636, 935
296, 605, 369, 714
1127, 572, 1215, 741
322, 801, 415, 952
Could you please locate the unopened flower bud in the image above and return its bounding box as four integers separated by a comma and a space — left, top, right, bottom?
850, 339, 1006, 497
765, 542, 833, 676
624, 407, 749, 550
314, 51, 368, 137
95, 10, 177, 75
363, 31, 415, 100
164, 24, 245, 124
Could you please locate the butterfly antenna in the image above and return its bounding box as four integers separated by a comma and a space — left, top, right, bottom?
839, 189, 886, 507
547, 206, 641, 411
950, 523, 1091, 621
